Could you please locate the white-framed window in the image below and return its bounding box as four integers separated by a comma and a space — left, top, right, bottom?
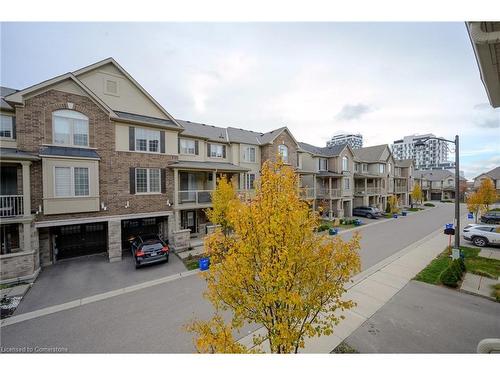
344, 177, 350, 190
354, 163, 359, 172
318, 158, 328, 171
388, 163, 392, 174
243, 146, 256, 163
209, 144, 225, 158
180, 139, 197, 155
342, 156, 349, 171
135, 168, 161, 194
0, 115, 13, 139
379, 164, 385, 174
278, 144, 288, 163
362, 163, 368, 173
53, 110, 89, 147
245, 173, 256, 189
54, 166, 89, 197
135, 128, 160, 153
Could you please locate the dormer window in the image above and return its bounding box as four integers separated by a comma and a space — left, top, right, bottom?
53, 110, 89, 147
278, 144, 288, 163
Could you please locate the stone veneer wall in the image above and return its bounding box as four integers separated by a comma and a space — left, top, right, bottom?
260, 130, 298, 168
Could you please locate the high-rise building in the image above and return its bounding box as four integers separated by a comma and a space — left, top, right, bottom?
326, 133, 363, 149
391, 134, 453, 170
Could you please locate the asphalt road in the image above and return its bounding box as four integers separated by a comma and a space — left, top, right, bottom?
342, 203, 459, 270
0, 203, 471, 353
344, 281, 500, 353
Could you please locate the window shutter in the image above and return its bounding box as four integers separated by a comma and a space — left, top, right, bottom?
129, 168, 136, 194
178, 138, 181, 154
161, 169, 166, 194
12, 116, 16, 139
195, 140, 199, 155
222, 145, 226, 158
160, 131, 165, 153
129, 127, 135, 151
207, 143, 211, 157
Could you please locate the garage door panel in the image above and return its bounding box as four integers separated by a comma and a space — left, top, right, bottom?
54, 223, 107, 260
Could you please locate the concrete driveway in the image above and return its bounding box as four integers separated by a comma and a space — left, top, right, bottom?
15, 251, 187, 315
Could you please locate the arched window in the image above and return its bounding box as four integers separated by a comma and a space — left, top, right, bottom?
278, 144, 288, 163
53, 110, 89, 147
342, 156, 349, 171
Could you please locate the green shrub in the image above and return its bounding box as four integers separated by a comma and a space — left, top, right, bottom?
424, 203, 435, 207
440, 199, 453, 203
440, 259, 465, 288
317, 224, 330, 232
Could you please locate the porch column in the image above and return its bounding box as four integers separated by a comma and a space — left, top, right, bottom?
21, 161, 31, 218
212, 171, 217, 189
328, 177, 332, 198
312, 176, 317, 210
108, 219, 122, 262
173, 169, 179, 206
329, 199, 333, 219
23, 222, 32, 252
364, 178, 367, 192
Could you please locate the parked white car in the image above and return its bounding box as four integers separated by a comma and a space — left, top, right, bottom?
462, 224, 500, 247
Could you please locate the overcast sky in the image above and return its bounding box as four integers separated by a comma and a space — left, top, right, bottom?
1, 22, 499, 179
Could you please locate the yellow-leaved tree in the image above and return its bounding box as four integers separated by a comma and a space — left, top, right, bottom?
478, 178, 497, 211
388, 194, 399, 215
466, 191, 483, 224
187, 159, 361, 353
205, 176, 238, 235
410, 183, 423, 207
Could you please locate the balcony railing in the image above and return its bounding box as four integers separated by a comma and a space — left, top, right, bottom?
178, 190, 213, 205
395, 186, 407, 193
299, 187, 316, 200
354, 187, 382, 195
177, 189, 256, 206
317, 188, 342, 199
0, 195, 24, 217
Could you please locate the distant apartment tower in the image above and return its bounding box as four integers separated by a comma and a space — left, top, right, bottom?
391, 134, 452, 170
326, 133, 363, 149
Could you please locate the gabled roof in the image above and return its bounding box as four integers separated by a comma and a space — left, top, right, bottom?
414, 169, 466, 182
3, 57, 183, 129
115, 111, 178, 129
1, 87, 17, 111
298, 142, 348, 157
176, 119, 229, 143
475, 166, 500, 180
395, 159, 414, 168
72, 57, 182, 128
353, 144, 389, 162
4, 73, 117, 117
259, 126, 300, 146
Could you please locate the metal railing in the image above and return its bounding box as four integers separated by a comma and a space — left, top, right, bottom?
299, 187, 316, 200
395, 186, 407, 193
316, 188, 342, 199
178, 190, 213, 205
354, 187, 382, 195
0, 195, 24, 217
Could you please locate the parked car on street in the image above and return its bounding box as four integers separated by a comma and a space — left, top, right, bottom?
130, 234, 169, 269
352, 206, 384, 219
462, 224, 500, 247
480, 211, 500, 224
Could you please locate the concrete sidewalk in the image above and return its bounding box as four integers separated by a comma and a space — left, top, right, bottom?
238, 225, 450, 353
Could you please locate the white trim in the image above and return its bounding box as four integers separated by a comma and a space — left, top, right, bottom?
52, 110, 90, 147
53, 166, 90, 198
135, 167, 161, 194
0, 114, 14, 140
34, 211, 173, 228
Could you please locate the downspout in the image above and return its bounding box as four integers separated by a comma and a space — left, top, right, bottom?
469, 22, 500, 44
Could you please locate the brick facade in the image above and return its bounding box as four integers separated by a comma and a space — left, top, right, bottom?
15, 89, 176, 222
261, 130, 299, 168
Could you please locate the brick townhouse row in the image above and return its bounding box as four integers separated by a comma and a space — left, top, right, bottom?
0, 57, 419, 283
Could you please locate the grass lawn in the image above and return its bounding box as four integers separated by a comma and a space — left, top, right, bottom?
182, 254, 204, 270
414, 246, 499, 285
492, 284, 500, 302
406, 207, 424, 212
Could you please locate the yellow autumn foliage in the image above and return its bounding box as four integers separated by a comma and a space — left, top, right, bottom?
187, 158, 361, 353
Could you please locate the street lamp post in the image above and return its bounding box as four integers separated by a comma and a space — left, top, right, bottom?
415, 135, 460, 250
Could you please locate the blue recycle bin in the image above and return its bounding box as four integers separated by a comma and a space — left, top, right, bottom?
199, 257, 210, 271
354, 219, 362, 226
393, 214, 398, 218
329, 228, 339, 235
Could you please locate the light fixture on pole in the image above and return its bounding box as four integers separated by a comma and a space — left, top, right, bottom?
415, 135, 460, 251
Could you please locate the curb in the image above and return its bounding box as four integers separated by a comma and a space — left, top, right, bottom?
0, 268, 201, 328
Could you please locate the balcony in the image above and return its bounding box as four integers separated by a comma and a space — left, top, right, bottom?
0, 195, 24, 217
177, 189, 256, 207
354, 187, 382, 195
299, 187, 316, 200
395, 186, 407, 193
317, 188, 342, 199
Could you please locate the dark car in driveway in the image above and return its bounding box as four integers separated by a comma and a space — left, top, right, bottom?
352, 206, 384, 219
480, 211, 500, 224
130, 234, 169, 269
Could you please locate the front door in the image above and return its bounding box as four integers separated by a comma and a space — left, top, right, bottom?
182, 210, 197, 234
